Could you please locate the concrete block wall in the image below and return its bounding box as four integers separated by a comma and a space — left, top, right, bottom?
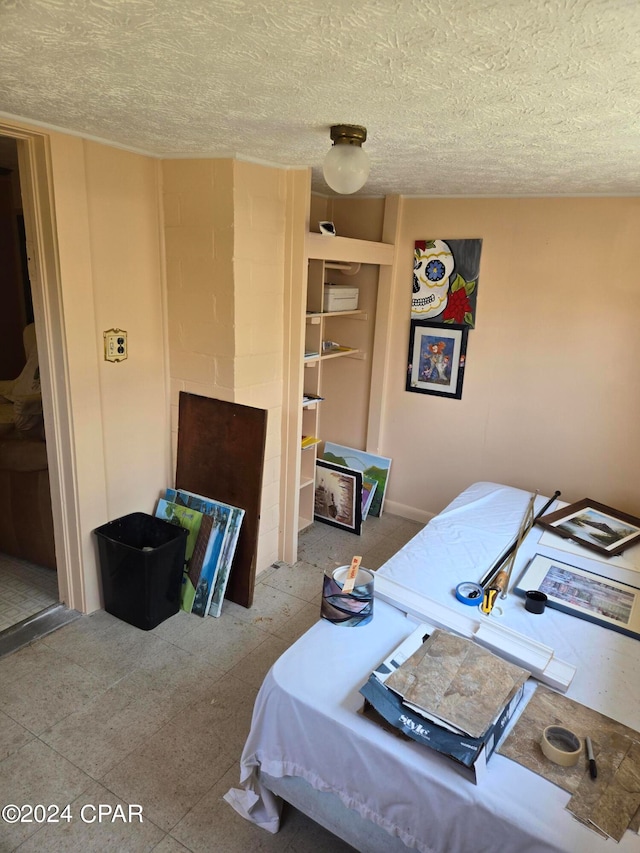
232, 161, 287, 570
161, 157, 289, 575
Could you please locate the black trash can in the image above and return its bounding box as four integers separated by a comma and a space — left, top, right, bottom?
94, 512, 188, 630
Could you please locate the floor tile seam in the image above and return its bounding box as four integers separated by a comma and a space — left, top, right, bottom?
35, 641, 139, 694
259, 578, 320, 605
225, 636, 288, 687
100, 752, 237, 836
39, 629, 187, 686
31, 668, 199, 754
30, 730, 113, 787
0, 702, 49, 737
172, 632, 270, 678
164, 754, 238, 841
6, 735, 97, 797
18, 769, 169, 840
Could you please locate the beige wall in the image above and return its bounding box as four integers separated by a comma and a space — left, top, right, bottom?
162, 158, 305, 573
39, 131, 170, 611
82, 142, 171, 517
378, 197, 640, 520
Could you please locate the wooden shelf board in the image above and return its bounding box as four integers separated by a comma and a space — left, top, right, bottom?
307, 309, 365, 319
299, 477, 315, 489
298, 515, 314, 532
306, 232, 394, 266
321, 347, 359, 360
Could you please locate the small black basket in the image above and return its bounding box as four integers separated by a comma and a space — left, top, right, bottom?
94, 512, 188, 630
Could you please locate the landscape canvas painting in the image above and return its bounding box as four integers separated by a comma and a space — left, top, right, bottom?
554, 509, 639, 552
164, 488, 245, 617
323, 442, 392, 517
536, 498, 640, 557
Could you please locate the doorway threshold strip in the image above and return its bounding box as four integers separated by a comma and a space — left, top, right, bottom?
0, 603, 81, 659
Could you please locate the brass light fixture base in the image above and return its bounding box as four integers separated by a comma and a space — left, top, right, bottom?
329, 124, 367, 146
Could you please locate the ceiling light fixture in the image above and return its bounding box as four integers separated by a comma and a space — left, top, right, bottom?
322, 124, 370, 195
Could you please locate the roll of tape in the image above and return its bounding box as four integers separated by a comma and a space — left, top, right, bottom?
541, 725, 582, 766
455, 582, 484, 606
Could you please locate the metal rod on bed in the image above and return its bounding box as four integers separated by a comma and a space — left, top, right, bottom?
478, 490, 561, 591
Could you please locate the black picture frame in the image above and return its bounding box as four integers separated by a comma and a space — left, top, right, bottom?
314, 459, 363, 535
406, 320, 468, 399
516, 554, 640, 639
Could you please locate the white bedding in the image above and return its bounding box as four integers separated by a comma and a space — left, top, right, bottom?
225, 482, 640, 852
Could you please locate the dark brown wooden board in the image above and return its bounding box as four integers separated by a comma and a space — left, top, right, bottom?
175, 392, 267, 608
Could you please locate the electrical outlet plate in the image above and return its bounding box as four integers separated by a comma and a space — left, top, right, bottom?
104, 328, 128, 362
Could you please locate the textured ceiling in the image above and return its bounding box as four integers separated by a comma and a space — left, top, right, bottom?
2, 0, 640, 196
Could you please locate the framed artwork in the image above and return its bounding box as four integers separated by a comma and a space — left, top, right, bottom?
516, 554, 640, 639
412, 238, 482, 327
314, 460, 363, 535
322, 442, 392, 517
406, 320, 468, 399
536, 499, 640, 557
362, 476, 378, 521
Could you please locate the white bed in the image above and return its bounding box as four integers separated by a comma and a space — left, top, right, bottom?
225, 482, 640, 852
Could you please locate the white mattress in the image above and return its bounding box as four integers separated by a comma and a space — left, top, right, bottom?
225, 482, 640, 852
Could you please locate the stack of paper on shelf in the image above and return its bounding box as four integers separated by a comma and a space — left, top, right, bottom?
155, 489, 245, 617
360, 624, 529, 782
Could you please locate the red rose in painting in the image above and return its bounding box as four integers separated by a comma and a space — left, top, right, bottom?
442, 288, 472, 323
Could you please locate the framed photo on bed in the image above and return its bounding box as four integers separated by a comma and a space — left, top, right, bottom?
406, 320, 468, 399
314, 459, 363, 535
516, 554, 640, 639
535, 498, 640, 557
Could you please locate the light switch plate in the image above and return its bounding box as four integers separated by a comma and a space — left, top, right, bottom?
104, 328, 128, 362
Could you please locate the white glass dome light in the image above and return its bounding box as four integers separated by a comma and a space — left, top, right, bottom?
322, 124, 370, 194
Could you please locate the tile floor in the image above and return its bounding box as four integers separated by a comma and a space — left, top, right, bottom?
0, 513, 424, 853
0, 555, 59, 633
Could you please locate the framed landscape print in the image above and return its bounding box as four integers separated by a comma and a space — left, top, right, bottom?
322, 442, 392, 517
536, 499, 640, 557
314, 460, 363, 535
516, 554, 640, 639
406, 320, 468, 399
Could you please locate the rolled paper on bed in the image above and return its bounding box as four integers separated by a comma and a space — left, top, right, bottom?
321, 565, 374, 627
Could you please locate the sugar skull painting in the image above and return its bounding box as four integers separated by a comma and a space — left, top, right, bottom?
412, 238, 482, 326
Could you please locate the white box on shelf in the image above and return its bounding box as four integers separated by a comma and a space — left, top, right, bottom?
323, 285, 359, 312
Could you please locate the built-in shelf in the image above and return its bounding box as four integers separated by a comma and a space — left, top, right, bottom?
294, 229, 395, 553
298, 515, 313, 532
306, 232, 394, 266
306, 309, 367, 320
320, 347, 359, 360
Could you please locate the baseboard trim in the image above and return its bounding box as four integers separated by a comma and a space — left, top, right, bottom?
383, 500, 436, 525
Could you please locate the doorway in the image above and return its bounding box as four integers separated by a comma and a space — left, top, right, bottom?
0, 136, 60, 632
